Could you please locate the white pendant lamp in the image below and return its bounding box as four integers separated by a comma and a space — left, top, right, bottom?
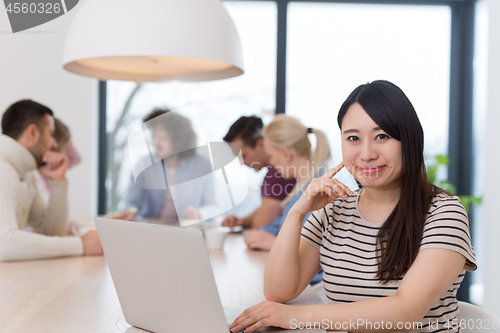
62, 0, 244, 82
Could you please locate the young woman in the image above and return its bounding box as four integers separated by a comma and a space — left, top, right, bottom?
229, 80, 476, 333
32, 117, 81, 202
243, 114, 331, 255
122, 109, 218, 222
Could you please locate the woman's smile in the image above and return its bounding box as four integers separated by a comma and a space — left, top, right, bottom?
358, 165, 385, 176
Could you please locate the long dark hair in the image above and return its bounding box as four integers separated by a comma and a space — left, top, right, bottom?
143, 108, 197, 159
337, 80, 442, 283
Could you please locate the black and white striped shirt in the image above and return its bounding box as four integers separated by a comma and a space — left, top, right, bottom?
301, 190, 476, 333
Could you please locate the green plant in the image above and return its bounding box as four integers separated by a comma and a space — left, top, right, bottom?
426, 154, 482, 215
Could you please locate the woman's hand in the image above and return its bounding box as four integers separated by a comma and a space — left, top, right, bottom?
222, 215, 244, 231
107, 210, 136, 221
292, 162, 353, 217
228, 300, 298, 333
244, 230, 276, 251
184, 206, 200, 219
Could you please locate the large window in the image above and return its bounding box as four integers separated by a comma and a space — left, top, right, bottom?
100, 0, 477, 302
286, 3, 451, 162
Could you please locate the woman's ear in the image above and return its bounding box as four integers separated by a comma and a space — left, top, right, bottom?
282, 147, 293, 162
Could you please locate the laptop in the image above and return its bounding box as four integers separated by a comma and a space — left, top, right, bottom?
95, 217, 246, 333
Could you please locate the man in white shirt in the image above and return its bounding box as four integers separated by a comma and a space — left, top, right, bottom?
0, 100, 102, 261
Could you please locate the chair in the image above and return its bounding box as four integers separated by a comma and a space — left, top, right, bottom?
457, 301, 500, 332
311, 281, 328, 304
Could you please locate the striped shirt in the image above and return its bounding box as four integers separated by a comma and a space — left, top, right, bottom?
301, 190, 476, 333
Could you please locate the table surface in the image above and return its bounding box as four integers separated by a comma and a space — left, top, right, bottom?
0, 233, 326, 333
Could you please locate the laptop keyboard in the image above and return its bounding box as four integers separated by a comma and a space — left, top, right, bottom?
224, 307, 259, 333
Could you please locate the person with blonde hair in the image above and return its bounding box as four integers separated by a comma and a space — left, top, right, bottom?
243, 114, 331, 265
221, 116, 297, 231
33, 117, 82, 202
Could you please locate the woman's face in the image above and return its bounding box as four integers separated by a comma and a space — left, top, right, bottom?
152, 128, 173, 158
263, 138, 294, 179
341, 103, 403, 191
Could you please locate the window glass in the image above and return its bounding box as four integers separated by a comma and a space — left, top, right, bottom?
470, 0, 488, 306
106, 1, 277, 215
287, 3, 451, 165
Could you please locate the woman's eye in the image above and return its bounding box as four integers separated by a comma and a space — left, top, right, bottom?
376, 134, 389, 140
347, 136, 359, 142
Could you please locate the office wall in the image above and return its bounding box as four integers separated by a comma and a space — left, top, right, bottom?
0, 8, 97, 219
483, 0, 500, 317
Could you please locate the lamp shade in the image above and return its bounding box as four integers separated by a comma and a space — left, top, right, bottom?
62, 0, 244, 82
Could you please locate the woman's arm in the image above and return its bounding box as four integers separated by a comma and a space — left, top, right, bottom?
299, 248, 466, 332
231, 247, 466, 333
223, 197, 282, 230
263, 210, 321, 302
263, 163, 351, 302
252, 197, 282, 229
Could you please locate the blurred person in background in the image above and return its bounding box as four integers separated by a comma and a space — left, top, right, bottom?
222, 116, 296, 230
32, 117, 81, 202
241, 114, 331, 286
243, 115, 331, 249
0, 100, 102, 261
122, 109, 216, 222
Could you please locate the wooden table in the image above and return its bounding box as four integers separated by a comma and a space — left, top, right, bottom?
0, 234, 325, 333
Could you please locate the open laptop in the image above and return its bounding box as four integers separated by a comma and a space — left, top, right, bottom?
95, 217, 246, 333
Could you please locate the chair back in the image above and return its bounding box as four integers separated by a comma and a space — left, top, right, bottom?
457, 301, 500, 332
